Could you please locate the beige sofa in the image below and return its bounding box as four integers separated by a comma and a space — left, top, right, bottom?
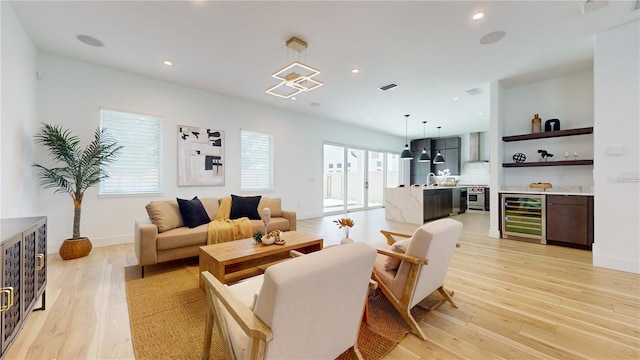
135, 196, 296, 276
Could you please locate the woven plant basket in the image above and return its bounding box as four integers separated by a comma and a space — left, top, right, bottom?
59, 237, 92, 260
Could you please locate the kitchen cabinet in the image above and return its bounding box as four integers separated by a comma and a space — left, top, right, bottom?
546, 195, 593, 249
409, 139, 431, 185
501, 127, 593, 168
484, 187, 490, 211
423, 188, 453, 221
452, 187, 467, 214
409, 136, 461, 178
431, 136, 461, 175
0, 217, 47, 357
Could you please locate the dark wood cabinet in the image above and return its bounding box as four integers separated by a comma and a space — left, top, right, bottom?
410, 138, 428, 152
423, 189, 453, 221
445, 137, 461, 149
0, 217, 47, 357
430, 136, 461, 175
410, 136, 461, 178
484, 187, 490, 211
432, 138, 445, 151
546, 195, 593, 249
410, 139, 431, 185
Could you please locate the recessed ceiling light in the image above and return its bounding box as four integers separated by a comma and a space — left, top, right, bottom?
453, 97, 460, 101
291, 97, 296, 100
351, 68, 360, 74
163, 60, 173, 66
478, 112, 483, 115
473, 12, 484, 20
76, 34, 104, 47
479, 31, 507, 45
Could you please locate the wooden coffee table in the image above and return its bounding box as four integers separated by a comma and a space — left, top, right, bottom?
199, 231, 323, 288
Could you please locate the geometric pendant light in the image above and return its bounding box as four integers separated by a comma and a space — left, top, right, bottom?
433, 126, 446, 164
418, 120, 431, 162
266, 37, 323, 99
400, 114, 413, 159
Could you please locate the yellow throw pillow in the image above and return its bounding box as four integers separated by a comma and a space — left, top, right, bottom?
215, 196, 232, 220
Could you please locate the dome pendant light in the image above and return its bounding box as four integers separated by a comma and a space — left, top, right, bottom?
418, 121, 431, 162
400, 114, 413, 160
433, 126, 446, 164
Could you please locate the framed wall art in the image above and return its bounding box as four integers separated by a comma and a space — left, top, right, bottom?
177, 125, 224, 186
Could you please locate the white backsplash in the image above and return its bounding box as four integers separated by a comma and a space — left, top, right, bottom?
459, 162, 490, 185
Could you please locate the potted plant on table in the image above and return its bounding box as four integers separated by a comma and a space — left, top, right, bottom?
33, 123, 122, 260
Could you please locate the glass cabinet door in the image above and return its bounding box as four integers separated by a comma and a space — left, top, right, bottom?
501, 194, 546, 244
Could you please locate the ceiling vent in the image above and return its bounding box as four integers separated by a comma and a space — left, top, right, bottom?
378, 83, 399, 91
466, 87, 483, 96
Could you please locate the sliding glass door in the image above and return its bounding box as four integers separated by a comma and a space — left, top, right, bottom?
323, 144, 398, 214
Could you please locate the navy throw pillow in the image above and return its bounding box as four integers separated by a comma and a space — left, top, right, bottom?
177, 196, 211, 228
230, 195, 262, 220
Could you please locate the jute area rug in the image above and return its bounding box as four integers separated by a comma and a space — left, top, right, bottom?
125, 258, 446, 360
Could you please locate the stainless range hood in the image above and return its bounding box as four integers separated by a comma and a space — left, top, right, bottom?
466, 132, 488, 162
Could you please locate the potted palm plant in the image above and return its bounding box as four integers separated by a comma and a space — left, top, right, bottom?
33, 123, 122, 260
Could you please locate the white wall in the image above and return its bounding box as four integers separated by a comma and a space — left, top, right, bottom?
488, 80, 505, 239
592, 21, 640, 274
34, 54, 404, 253
0, 1, 39, 219
500, 71, 595, 192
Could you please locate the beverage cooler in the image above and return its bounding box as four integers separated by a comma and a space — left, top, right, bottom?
501, 194, 546, 244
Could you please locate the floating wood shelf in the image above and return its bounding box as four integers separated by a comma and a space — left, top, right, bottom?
503, 160, 594, 168
502, 127, 593, 142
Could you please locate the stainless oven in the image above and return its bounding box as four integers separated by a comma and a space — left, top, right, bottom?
467, 186, 486, 210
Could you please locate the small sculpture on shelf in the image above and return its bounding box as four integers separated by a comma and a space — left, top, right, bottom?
544, 119, 561, 132
537, 149, 553, 161
512, 153, 526, 163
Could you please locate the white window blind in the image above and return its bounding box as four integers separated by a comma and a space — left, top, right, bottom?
99, 109, 162, 195
241, 130, 273, 191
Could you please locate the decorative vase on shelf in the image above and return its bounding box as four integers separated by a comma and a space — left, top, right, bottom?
531, 114, 542, 133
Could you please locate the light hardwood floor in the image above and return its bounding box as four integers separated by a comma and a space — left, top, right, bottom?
5, 209, 639, 359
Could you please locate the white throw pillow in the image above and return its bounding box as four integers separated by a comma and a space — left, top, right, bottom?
383, 240, 410, 272
391, 239, 410, 253
384, 257, 401, 272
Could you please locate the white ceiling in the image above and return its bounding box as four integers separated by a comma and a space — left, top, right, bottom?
9, 0, 639, 139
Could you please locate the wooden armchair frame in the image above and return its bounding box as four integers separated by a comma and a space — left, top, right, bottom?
202, 271, 272, 360
203, 243, 376, 360
372, 229, 458, 340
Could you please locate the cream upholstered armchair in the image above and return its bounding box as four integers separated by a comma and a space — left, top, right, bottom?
202, 242, 377, 359
372, 218, 463, 340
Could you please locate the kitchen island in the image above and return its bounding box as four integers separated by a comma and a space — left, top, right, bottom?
384, 186, 461, 225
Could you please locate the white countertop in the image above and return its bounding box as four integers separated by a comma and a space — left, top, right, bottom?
403, 185, 465, 190
499, 189, 593, 196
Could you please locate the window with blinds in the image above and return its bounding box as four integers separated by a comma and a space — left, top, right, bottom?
99, 109, 162, 195
240, 130, 274, 191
